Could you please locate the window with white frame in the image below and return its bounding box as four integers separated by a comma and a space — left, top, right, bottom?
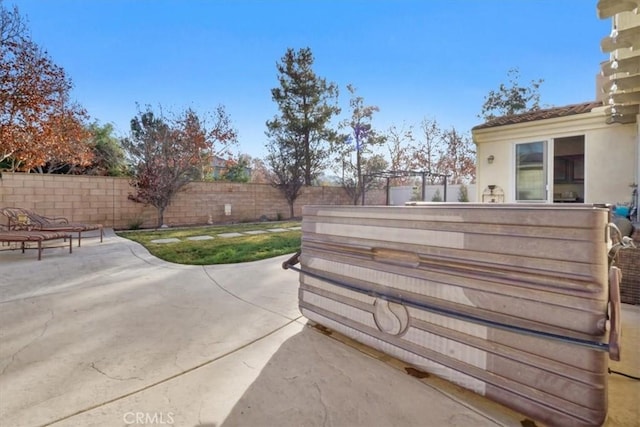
515, 141, 547, 202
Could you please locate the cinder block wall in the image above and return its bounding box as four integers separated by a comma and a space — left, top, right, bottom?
0, 174, 141, 229
0, 173, 386, 229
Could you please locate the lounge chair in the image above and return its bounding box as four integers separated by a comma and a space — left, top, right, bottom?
1, 207, 103, 247
0, 225, 72, 260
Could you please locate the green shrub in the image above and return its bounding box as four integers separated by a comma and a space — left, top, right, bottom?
127, 215, 145, 230
458, 184, 469, 202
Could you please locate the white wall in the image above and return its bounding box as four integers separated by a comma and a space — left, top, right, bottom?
586, 124, 637, 205
472, 107, 637, 205
389, 184, 477, 205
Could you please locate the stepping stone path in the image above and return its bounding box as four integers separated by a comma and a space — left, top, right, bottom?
186, 235, 214, 241
149, 227, 301, 244
217, 232, 245, 238
150, 238, 181, 244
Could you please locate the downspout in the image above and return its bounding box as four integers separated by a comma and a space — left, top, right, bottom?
636, 114, 640, 222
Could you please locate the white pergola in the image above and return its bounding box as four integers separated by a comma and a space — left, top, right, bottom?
597, 0, 640, 125
597, 1, 640, 221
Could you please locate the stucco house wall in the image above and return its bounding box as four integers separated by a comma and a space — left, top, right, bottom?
473, 106, 637, 205
586, 119, 637, 204
472, 2, 639, 211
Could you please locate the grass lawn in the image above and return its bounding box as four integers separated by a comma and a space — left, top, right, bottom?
117, 221, 301, 265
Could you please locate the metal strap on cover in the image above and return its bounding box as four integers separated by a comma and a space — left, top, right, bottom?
608, 266, 622, 361
608, 221, 637, 265
606, 222, 630, 361
284, 251, 620, 358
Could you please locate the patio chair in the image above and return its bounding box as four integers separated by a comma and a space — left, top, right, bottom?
1, 207, 103, 247
0, 224, 72, 260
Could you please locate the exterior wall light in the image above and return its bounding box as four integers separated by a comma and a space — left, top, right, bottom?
487, 155, 495, 164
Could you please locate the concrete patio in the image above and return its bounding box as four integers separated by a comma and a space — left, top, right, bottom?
0, 230, 638, 427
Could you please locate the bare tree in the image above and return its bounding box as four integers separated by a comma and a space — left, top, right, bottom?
266, 136, 304, 218
386, 123, 414, 186
243, 155, 272, 183
333, 85, 386, 204
410, 118, 445, 184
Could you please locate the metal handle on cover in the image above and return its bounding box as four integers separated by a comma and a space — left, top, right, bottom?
608, 266, 622, 361
282, 250, 301, 270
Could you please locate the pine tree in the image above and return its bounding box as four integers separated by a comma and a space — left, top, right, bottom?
266, 47, 340, 186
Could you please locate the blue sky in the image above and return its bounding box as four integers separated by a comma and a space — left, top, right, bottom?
12, 0, 610, 159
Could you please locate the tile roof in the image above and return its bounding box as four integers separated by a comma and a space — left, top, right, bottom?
472, 101, 603, 130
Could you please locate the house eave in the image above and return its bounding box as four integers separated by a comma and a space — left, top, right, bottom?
472, 108, 614, 144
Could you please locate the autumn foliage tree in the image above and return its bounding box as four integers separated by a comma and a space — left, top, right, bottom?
123, 105, 237, 227
0, 2, 92, 172
405, 117, 476, 185
438, 127, 476, 184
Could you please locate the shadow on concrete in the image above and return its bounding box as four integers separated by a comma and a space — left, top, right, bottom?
218, 326, 507, 427
219, 304, 640, 427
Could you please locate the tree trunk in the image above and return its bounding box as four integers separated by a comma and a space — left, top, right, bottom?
158, 206, 165, 228
304, 133, 312, 185
289, 201, 295, 218
356, 147, 363, 205
289, 201, 295, 219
